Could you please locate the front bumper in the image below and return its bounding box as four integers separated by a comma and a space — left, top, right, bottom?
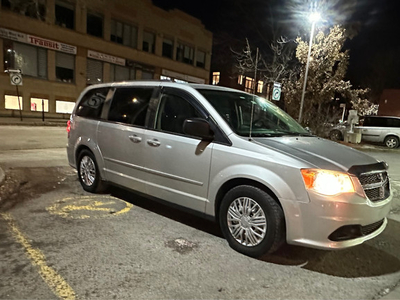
281, 191, 392, 250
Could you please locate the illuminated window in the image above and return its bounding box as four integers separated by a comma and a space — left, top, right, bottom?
5, 95, 22, 110
30, 98, 49, 112
238, 75, 244, 85
245, 77, 254, 93
257, 80, 264, 93
212, 72, 220, 85
56, 100, 75, 114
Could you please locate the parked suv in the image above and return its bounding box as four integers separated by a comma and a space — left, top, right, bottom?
67, 81, 392, 257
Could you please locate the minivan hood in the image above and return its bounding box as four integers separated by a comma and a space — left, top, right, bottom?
253, 136, 378, 172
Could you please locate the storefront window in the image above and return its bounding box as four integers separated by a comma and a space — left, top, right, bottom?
56, 100, 75, 114
4, 95, 22, 110
110, 64, 135, 82
3, 41, 47, 79
141, 71, 153, 80
86, 59, 103, 84
56, 52, 75, 83
30, 98, 49, 112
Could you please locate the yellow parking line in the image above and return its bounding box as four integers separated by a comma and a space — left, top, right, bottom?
1, 212, 76, 300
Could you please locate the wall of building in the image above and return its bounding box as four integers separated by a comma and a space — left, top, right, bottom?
378, 89, 400, 117
0, 0, 212, 119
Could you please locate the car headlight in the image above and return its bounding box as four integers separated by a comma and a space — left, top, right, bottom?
301, 169, 355, 196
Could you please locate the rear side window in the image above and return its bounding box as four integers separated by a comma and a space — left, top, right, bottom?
108, 87, 154, 126
386, 118, 400, 127
363, 117, 387, 127
76, 88, 109, 119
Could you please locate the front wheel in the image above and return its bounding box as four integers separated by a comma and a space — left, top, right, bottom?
219, 185, 285, 257
77, 150, 107, 193
384, 136, 399, 148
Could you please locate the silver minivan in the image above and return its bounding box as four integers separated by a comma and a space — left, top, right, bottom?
67, 81, 392, 257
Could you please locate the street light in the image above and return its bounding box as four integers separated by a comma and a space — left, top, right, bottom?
298, 12, 322, 124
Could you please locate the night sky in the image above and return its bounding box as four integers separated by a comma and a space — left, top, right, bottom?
153, 0, 400, 97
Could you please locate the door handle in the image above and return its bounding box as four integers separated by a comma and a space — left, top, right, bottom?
147, 139, 161, 147
129, 135, 142, 143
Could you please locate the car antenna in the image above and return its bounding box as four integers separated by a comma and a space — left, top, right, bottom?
249, 47, 259, 141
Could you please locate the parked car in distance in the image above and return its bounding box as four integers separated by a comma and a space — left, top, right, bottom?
67, 81, 392, 257
359, 116, 400, 148
328, 116, 400, 148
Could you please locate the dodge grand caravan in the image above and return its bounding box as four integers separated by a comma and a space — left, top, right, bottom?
67, 81, 392, 257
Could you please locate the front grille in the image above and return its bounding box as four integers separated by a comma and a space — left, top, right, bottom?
358, 171, 390, 202
361, 219, 384, 236
359, 172, 387, 185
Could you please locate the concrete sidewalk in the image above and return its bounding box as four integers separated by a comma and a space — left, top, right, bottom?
0, 116, 68, 126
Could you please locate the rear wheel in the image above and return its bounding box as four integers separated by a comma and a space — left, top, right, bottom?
77, 150, 107, 193
219, 185, 285, 257
329, 130, 343, 141
384, 136, 399, 148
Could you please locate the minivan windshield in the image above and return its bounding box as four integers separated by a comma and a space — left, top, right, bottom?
197, 89, 309, 137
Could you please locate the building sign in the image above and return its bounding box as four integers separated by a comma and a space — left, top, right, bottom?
0, 27, 77, 55
27, 35, 76, 54
162, 69, 205, 84
88, 50, 125, 66
0, 28, 26, 43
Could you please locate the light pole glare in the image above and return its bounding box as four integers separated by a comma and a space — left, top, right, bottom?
309, 12, 321, 23
298, 12, 322, 124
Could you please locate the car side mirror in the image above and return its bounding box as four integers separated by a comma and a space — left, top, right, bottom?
183, 118, 214, 140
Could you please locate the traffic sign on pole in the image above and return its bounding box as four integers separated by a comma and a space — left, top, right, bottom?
272, 82, 281, 101
10, 73, 23, 85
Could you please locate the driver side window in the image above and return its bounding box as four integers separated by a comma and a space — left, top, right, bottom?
156, 93, 202, 135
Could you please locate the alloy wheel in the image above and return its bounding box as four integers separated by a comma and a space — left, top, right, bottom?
80, 156, 96, 186
227, 197, 267, 247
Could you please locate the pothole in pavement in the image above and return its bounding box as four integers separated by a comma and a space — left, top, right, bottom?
165, 238, 198, 254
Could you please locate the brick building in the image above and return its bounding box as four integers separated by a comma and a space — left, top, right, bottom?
378, 89, 400, 117
0, 0, 212, 119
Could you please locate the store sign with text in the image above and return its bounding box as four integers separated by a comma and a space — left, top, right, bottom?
87, 50, 126, 66
0, 27, 76, 55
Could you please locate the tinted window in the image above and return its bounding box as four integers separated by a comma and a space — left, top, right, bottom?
364, 117, 387, 127
386, 118, 400, 127
76, 88, 108, 119
156, 93, 202, 134
108, 87, 153, 126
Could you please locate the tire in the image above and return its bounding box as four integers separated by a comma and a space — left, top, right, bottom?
77, 150, 107, 193
384, 136, 399, 148
219, 185, 285, 258
329, 130, 343, 141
